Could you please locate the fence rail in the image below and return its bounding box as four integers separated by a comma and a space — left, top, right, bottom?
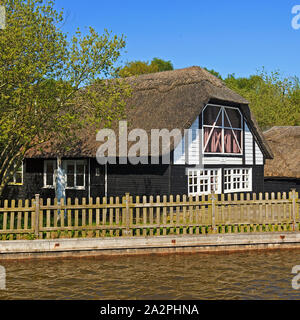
0, 190, 299, 240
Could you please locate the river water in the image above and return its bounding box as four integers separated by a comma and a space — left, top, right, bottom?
0, 249, 300, 299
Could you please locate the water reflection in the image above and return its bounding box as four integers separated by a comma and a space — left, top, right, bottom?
0, 250, 300, 299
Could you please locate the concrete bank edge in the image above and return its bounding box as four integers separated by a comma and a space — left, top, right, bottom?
0, 232, 300, 260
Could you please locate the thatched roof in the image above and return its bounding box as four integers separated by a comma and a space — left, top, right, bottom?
26, 66, 273, 159
264, 126, 300, 179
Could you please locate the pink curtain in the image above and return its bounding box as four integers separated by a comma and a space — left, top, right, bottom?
205, 128, 222, 152
205, 128, 240, 154
232, 130, 240, 153
204, 127, 211, 152
211, 129, 222, 152
224, 130, 232, 153
224, 129, 241, 153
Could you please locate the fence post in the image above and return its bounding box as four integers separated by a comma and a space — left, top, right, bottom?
211, 192, 217, 233
124, 193, 131, 236
34, 194, 40, 238
291, 189, 297, 232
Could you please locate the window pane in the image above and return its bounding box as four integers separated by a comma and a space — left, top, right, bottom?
224, 129, 241, 153
233, 130, 241, 153
76, 163, 84, 187
203, 106, 222, 126
46, 174, 53, 186
67, 164, 75, 187
204, 128, 222, 153
67, 164, 75, 174
76, 164, 84, 174
15, 172, 22, 184
46, 163, 53, 173
67, 174, 74, 187
45, 162, 54, 186
77, 174, 84, 187
224, 108, 241, 128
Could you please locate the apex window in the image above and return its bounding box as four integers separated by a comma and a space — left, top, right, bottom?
202, 104, 243, 154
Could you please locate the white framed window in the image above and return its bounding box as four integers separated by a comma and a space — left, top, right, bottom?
202, 104, 243, 155
8, 164, 23, 185
224, 168, 252, 193
44, 160, 56, 188
63, 160, 85, 189
188, 168, 221, 196
43, 159, 86, 190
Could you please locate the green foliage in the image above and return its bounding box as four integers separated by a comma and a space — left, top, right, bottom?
25, 233, 36, 240
119, 57, 173, 77
151, 57, 173, 72
203, 67, 223, 80
224, 70, 300, 130
204, 67, 300, 130
0, 0, 131, 194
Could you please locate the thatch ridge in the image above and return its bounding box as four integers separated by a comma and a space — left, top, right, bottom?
264, 126, 300, 179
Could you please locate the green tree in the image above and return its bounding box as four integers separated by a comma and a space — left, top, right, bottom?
151, 57, 173, 72
119, 57, 173, 77
203, 67, 223, 80
119, 60, 158, 77
0, 0, 131, 195
224, 70, 300, 130
204, 66, 300, 130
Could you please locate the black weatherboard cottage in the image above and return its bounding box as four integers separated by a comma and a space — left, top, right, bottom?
4, 67, 273, 200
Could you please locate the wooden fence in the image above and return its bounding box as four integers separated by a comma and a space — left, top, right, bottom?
0, 190, 299, 240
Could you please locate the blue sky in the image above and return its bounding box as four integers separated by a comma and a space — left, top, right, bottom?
55, 0, 300, 79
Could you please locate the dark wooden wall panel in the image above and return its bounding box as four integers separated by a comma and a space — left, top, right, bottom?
264, 178, 300, 194
107, 164, 170, 198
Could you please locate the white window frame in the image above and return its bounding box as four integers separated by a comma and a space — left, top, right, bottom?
43, 160, 56, 188
202, 104, 243, 155
43, 159, 86, 190
187, 168, 221, 196
8, 163, 23, 185
224, 168, 252, 193
63, 160, 86, 190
